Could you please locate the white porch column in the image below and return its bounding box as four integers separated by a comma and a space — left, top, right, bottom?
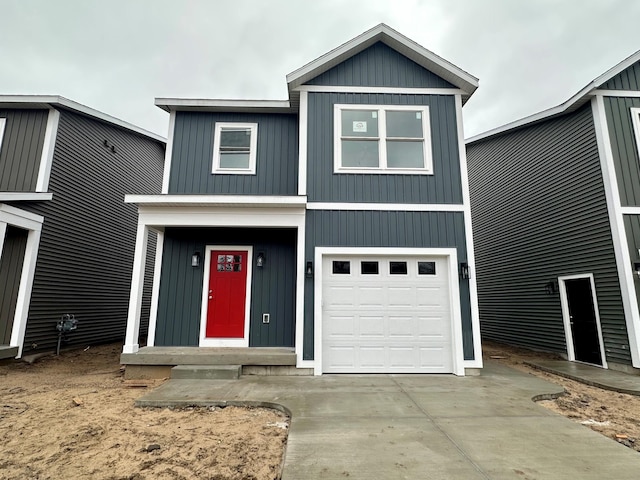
123, 222, 149, 354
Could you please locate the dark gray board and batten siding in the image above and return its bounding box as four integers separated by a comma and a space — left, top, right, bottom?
303, 209, 474, 361
467, 104, 629, 364
0, 109, 48, 192
0, 227, 27, 344
602, 60, 640, 90
11, 108, 164, 353
168, 112, 298, 195
154, 228, 296, 348
306, 42, 456, 89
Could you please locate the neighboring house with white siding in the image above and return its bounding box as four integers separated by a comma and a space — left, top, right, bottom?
0, 96, 165, 359
122, 24, 483, 375
467, 50, 640, 373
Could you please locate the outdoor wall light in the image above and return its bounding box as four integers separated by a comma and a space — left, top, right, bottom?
306, 261, 313, 278
545, 280, 558, 295
191, 252, 201, 267
256, 252, 265, 268
459, 262, 470, 280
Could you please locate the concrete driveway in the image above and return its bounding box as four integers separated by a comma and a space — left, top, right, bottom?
138, 361, 640, 479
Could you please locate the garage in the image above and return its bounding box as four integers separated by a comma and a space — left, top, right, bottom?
321, 254, 458, 374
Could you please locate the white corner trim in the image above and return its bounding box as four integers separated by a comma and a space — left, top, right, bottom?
621, 206, 640, 215
212, 122, 258, 175
294, 213, 309, 368
631, 107, 640, 160
199, 246, 253, 347
558, 273, 608, 368
35, 108, 60, 192
0, 193, 53, 202
296, 85, 465, 95
594, 90, 640, 99
123, 222, 149, 354
592, 95, 640, 367
312, 246, 466, 376
306, 202, 464, 212
0, 117, 5, 153
161, 111, 176, 194
146, 229, 165, 347
298, 90, 308, 195
0, 205, 44, 358
455, 94, 483, 368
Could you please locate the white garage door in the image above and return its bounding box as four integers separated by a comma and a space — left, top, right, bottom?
322, 255, 453, 373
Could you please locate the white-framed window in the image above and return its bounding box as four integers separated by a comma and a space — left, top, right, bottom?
212, 122, 258, 174
631, 108, 640, 159
334, 104, 433, 175
0, 118, 6, 151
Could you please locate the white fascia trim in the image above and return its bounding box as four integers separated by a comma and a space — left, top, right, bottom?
125, 194, 307, 208
286, 23, 478, 96
558, 273, 608, 369
0, 95, 165, 142
0, 204, 45, 230
312, 246, 466, 376
455, 94, 482, 368
621, 207, 640, 215
594, 90, 640, 98
591, 50, 640, 89
161, 111, 176, 194
199, 246, 253, 347
0, 193, 53, 202
298, 90, 308, 195
146, 228, 165, 347
296, 85, 464, 95
592, 95, 640, 367
35, 108, 60, 192
306, 202, 464, 212
155, 98, 292, 113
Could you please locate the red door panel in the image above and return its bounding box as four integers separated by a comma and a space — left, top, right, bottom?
206, 250, 248, 338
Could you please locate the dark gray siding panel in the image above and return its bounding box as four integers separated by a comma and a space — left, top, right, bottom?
468, 104, 629, 364
624, 215, 640, 322
155, 228, 296, 348
307, 93, 462, 203
306, 42, 455, 88
303, 210, 473, 361
604, 96, 640, 207
17, 109, 164, 353
0, 109, 48, 191
602, 61, 640, 90
0, 226, 28, 344
169, 112, 298, 195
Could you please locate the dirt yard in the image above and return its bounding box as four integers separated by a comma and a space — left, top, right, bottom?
483, 341, 640, 452
0, 344, 288, 480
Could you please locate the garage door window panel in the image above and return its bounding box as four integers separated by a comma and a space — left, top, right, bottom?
332, 261, 351, 274
418, 261, 436, 275
389, 261, 408, 275
361, 261, 379, 275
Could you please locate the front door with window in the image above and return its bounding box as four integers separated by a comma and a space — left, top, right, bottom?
564, 277, 603, 366
205, 250, 248, 339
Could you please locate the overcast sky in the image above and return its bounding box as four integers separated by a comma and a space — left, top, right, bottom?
2, 0, 639, 139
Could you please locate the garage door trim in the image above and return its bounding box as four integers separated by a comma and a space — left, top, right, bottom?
313, 247, 465, 376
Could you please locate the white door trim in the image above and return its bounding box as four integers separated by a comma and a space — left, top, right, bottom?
313, 246, 465, 376
199, 245, 253, 347
0, 204, 44, 358
558, 273, 608, 368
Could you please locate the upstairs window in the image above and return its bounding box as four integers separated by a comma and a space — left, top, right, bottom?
334, 105, 432, 174
212, 123, 258, 174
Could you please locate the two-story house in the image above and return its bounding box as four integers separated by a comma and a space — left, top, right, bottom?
122, 24, 482, 375
0, 96, 165, 359
467, 50, 640, 373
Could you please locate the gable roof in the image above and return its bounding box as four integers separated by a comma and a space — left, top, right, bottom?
287, 23, 478, 100
467, 49, 640, 144
0, 95, 165, 143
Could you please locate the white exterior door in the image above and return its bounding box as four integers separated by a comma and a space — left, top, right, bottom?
322, 254, 454, 373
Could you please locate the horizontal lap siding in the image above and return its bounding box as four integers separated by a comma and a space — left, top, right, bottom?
18, 109, 164, 353
303, 210, 473, 361
306, 42, 455, 88
468, 104, 629, 364
155, 228, 296, 348
169, 112, 298, 195
307, 93, 462, 204
0, 109, 48, 191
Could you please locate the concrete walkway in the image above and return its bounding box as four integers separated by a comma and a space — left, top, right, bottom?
137, 361, 640, 479
526, 359, 640, 396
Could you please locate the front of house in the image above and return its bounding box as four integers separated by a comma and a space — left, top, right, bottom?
123, 24, 482, 375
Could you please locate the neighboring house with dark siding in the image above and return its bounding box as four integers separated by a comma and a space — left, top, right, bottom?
122, 24, 483, 375
0, 96, 165, 359
467, 50, 640, 373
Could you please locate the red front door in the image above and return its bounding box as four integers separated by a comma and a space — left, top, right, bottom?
206, 250, 248, 338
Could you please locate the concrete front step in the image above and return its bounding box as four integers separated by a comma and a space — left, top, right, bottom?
0, 346, 18, 361
171, 364, 241, 380
121, 346, 297, 366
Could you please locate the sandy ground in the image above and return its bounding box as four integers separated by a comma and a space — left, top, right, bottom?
0, 344, 288, 480
483, 341, 640, 452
